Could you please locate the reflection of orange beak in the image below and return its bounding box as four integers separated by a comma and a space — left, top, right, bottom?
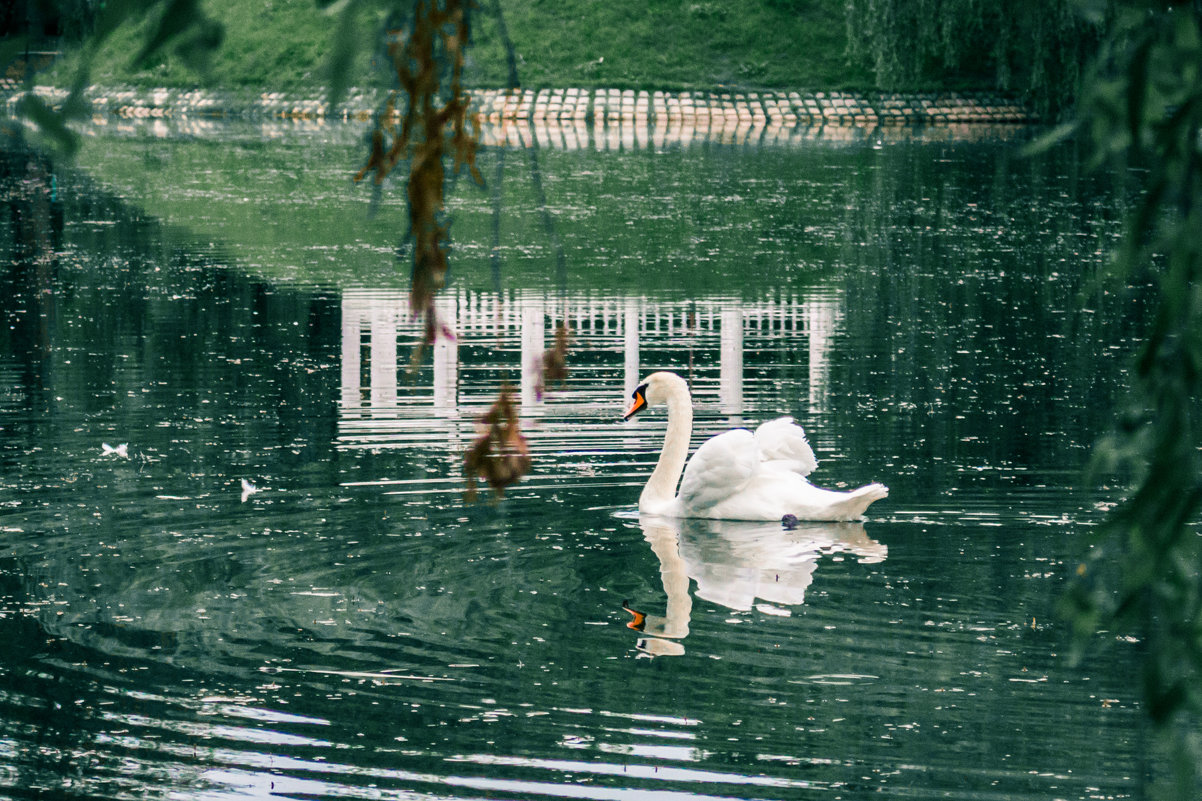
623, 390, 647, 421
622, 601, 647, 631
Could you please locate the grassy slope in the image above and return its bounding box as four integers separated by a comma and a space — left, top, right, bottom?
72, 0, 365, 90
468, 0, 868, 90
63, 0, 870, 93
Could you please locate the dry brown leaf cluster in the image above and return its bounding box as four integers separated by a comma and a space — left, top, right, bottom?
354, 0, 482, 360
536, 322, 572, 400
463, 388, 531, 502
353, 3, 575, 504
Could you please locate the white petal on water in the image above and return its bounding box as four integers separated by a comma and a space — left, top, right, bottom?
101, 443, 129, 459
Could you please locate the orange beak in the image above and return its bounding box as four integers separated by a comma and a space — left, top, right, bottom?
622, 602, 647, 631
623, 387, 647, 420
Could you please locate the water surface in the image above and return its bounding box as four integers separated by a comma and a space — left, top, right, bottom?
0, 120, 1149, 799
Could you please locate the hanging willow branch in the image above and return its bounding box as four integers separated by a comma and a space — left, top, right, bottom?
353, 0, 533, 501
1054, 4, 1202, 798
355, 0, 482, 360
844, 0, 1103, 120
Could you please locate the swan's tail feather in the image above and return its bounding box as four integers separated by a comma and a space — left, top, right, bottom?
833, 483, 889, 521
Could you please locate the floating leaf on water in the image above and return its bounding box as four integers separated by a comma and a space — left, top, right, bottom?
101, 442, 129, 459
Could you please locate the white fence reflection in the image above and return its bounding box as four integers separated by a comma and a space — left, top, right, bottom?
337, 288, 844, 448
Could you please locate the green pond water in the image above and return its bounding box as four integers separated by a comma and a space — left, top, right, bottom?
0, 118, 1152, 800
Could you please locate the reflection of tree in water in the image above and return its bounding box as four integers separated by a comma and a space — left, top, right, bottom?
625, 514, 886, 657
0, 149, 63, 390
831, 139, 1151, 492
0, 560, 112, 795
0, 151, 366, 777
0, 144, 344, 476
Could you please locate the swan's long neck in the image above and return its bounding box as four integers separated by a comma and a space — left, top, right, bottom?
640, 379, 692, 513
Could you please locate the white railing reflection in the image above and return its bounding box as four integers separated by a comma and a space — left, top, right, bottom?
369, 299, 398, 414
719, 307, 743, 418
520, 296, 545, 410
623, 298, 641, 399
477, 118, 1029, 151
433, 295, 458, 414
337, 288, 844, 446
807, 298, 836, 416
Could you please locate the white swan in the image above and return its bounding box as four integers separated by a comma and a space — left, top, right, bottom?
624, 371, 888, 521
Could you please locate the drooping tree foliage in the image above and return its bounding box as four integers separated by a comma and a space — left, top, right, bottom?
5, 0, 536, 497
3, 0, 224, 154
844, 0, 1105, 119
351, 0, 481, 354
0, 0, 96, 41
343, 1, 535, 498
1047, 2, 1202, 798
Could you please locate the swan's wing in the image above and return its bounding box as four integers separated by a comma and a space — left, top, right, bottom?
753, 417, 818, 476
678, 428, 758, 511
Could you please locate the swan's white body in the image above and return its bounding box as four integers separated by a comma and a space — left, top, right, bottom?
625, 372, 888, 522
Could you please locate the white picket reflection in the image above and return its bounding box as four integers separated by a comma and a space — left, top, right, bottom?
623, 298, 640, 399
520, 296, 546, 410
336, 288, 844, 456
432, 294, 458, 414
808, 298, 837, 416
719, 307, 743, 418
369, 299, 398, 415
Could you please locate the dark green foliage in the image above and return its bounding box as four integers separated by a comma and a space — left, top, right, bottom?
324, 0, 363, 113
131, 0, 222, 71
6, 0, 224, 153
1058, 2, 1202, 797
0, 0, 96, 41
844, 0, 1104, 119
17, 91, 77, 154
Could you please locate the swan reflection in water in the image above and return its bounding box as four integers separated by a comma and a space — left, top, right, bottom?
623, 514, 886, 657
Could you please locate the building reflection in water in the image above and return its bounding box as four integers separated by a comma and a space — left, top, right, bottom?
337, 288, 843, 447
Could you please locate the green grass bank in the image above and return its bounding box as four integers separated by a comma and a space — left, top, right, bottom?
61, 0, 873, 95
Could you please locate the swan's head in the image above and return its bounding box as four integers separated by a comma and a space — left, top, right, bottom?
623, 371, 687, 420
